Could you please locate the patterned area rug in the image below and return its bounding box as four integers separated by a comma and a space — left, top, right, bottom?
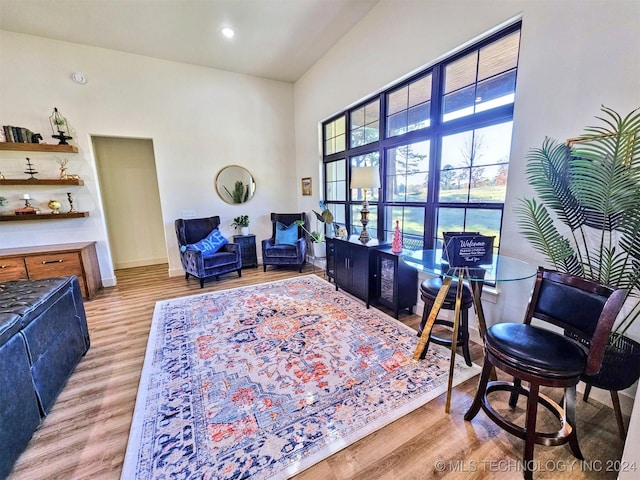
122, 275, 480, 479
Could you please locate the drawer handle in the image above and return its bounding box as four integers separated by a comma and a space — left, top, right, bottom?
0, 265, 6, 269
42, 259, 64, 264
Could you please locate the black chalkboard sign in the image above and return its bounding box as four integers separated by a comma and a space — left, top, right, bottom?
443, 232, 495, 267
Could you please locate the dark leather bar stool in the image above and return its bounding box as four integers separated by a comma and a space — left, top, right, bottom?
416, 277, 476, 366
464, 267, 627, 480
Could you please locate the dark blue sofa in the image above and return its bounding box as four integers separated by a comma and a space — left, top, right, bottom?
0, 276, 90, 478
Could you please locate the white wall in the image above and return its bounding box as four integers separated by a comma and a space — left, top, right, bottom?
292, 0, 640, 418
0, 30, 296, 285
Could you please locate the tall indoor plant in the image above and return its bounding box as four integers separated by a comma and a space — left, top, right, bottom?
516, 105, 640, 397
295, 201, 334, 257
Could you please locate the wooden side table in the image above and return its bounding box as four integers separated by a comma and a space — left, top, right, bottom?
233, 234, 258, 268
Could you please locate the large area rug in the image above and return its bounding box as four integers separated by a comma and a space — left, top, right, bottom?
122, 274, 480, 479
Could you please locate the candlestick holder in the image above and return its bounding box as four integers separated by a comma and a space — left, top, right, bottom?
24, 158, 38, 180
66, 192, 77, 213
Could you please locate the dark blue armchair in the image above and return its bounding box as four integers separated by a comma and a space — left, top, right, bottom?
262, 213, 306, 272
175, 216, 242, 288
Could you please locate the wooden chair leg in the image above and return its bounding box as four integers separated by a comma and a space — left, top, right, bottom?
523, 382, 540, 480
583, 383, 592, 402
464, 359, 493, 421
509, 378, 522, 408
565, 385, 583, 460
610, 390, 627, 440
460, 309, 472, 367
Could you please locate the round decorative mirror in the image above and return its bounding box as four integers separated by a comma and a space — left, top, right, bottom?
215, 165, 256, 204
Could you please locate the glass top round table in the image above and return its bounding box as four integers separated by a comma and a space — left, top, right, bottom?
401, 249, 538, 283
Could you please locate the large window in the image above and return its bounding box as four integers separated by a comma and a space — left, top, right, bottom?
322, 22, 521, 251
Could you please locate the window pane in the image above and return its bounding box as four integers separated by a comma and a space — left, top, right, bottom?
478, 30, 520, 81
409, 76, 431, 107
475, 70, 516, 113
351, 153, 380, 202
384, 206, 425, 250
325, 159, 346, 201
351, 203, 378, 240
325, 116, 346, 154
442, 84, 476, 122
387, 87, 408, 116
436, 207, 502, 247
444, 52, 477, 94
439, 122, 512, 203
387, 74, 431, 137
466, 209, 502, 246
443, 32, 519, 123
386, 140, 429, 202
351, 100, 380, 147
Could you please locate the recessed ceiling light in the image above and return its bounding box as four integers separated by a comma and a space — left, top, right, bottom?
221, 27, 235, 39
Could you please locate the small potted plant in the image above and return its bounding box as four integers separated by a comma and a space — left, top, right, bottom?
295, 201, 334, 258
0, 195, 7, 213
231, 215, 250, 235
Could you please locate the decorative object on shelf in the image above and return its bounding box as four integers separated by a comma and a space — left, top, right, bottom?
0, 195, 6, 206
0, 172, 4, 179
2, 125, 42, 144
24, 158, 38, 179
66, 192, 77, 213
301, 177, 312, 196
294, 200, 334, 244
48, 199, 62, 214
231, 215, 250, 235
15, 194, 36, 215
391, 220, 403, 253
350, 166, 380, 244
49, 107, 73, 145
335, 224, 348, 240
55, 157, 80, 180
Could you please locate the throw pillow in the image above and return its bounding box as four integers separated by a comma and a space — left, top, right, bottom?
180, 228, 228, 254
274, 221, 298, 245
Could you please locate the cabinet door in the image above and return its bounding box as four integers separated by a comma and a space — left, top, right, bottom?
349, 245, 370, 300
326, 238, 336, 281
377, 254, 397, 307
334, 241, 351, 288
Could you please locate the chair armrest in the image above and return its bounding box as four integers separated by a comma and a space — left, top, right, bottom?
222, 243, 240, 254
262, 238, 275, 249
295, 237, 306, 255
181, 248, 203, 263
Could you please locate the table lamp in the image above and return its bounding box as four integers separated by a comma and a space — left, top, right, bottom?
350, 166, 380, 243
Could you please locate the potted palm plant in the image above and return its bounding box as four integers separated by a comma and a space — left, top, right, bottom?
295, 201, 334, 258
516, 105, 640, 398
231, 215, 250, 235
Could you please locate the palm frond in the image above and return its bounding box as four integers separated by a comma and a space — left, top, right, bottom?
515, 198, 580, 274
525, 138, 585, 231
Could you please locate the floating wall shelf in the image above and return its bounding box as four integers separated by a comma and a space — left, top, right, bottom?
0, 212, 89, 222
0, 142, 78, 153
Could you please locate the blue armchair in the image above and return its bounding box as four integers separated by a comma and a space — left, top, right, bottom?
261, 213, 306, 272
175, 216, 242, 288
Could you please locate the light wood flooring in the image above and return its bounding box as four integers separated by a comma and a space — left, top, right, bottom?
8, 264, 628, 479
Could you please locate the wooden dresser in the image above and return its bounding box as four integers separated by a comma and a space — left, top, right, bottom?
0, 242, 102, 300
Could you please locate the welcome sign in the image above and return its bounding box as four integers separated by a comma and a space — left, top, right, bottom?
443, 233, 495, 267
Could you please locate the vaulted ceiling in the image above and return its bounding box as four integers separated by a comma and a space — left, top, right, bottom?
0, 0, 379, 82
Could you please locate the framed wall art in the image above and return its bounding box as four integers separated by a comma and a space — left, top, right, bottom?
301, 177, 312, 196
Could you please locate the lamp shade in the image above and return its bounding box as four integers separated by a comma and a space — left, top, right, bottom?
350, 166, 380, 189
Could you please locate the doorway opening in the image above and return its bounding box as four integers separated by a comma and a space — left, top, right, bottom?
92, 136, 167, 270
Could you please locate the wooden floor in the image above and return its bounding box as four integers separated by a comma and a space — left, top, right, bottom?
8, 264, 628, 480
